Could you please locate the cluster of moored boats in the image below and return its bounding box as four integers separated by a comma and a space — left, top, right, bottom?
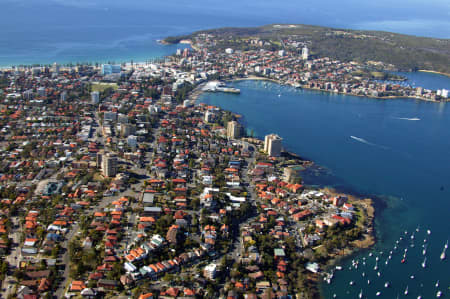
324, 227, 448, 298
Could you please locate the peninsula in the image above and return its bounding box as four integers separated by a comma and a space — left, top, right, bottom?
164, 24, 450, 101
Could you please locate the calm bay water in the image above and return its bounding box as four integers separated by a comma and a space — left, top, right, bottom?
199, 78, 450, 298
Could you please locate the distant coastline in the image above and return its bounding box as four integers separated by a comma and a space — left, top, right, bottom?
418, 69, 450, 78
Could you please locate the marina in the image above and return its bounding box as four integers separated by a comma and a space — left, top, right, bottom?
317, 227, 447, 298
199, 78, 450, 299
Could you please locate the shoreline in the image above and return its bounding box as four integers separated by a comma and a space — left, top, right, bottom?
192, 79, 378, 299
191, 86, 377, 298
228, 75, 445, 102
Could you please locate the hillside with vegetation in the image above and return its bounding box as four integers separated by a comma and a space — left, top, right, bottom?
165, 24, 450, 74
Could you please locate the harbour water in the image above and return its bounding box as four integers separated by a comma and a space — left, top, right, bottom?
198, 77, 450, 298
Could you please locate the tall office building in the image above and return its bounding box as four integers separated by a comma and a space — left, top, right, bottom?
227, 121, 241, 139
264, 134, 283, 157
102, 153, 117, 177
53, 62, 60, 74
302, 46, 309, 60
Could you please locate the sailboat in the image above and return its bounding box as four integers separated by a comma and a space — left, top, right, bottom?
359, 289, 363, 298
374, 260, 378, 271
440, 241, 447, 260
367, 279, 370, 285
422, 257, 426, 268
435, 280, 439, 287
376, 291, 381, 296
427, 229, 431, 235
423, 244, 427, 255
385, 282, 390, 288
404, 286, 409, 295
436, 291, 442, 298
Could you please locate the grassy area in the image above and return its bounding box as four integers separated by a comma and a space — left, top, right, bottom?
91, 82, 118, 92
370, 71, 385, 79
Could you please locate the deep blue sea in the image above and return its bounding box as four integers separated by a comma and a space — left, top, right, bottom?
199, 77, 450, 298
0, 0, 449, 66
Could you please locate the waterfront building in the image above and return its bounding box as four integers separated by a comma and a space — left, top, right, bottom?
264, 134, 283, 157
283, 166, 301, 183
302, 46, 309, 60
227, 121, 241, 139
102, 153, 117, 177
101, 64, 121, 75
91, 91, 100, 104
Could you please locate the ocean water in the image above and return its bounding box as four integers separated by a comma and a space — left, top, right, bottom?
0, 0, 449, 66
198, 77, 450, 298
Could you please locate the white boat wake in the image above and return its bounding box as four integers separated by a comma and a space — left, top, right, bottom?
350, 136, 390, 150
394, 117, 421, 121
